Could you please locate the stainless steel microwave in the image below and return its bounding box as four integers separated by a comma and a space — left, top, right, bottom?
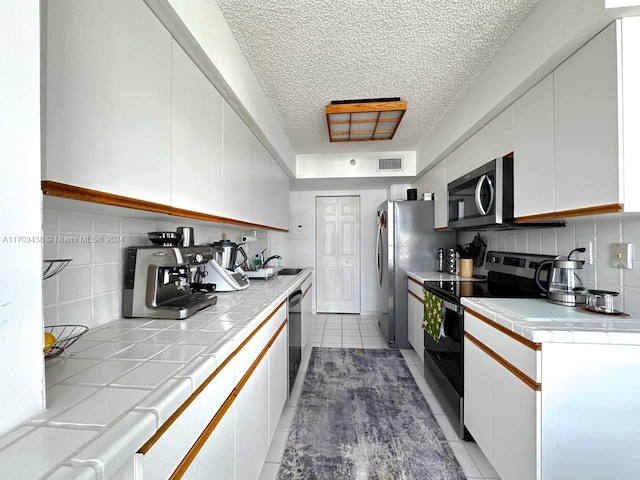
447, 156, 514, 229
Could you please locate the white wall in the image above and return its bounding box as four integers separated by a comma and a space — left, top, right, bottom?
457, 214, 640, 316
42, 209, 269, 329
0, 1, 45, 435
296, 151, 416, 179
273, 189, 389, 314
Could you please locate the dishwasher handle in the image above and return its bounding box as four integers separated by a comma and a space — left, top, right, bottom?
288, 289, 303, 308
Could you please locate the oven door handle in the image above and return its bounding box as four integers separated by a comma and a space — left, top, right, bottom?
441, 298, 462, 313
423, 288, 462, 314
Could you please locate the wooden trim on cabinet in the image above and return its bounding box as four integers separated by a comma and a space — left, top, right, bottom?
169, 318, 288, 479
465, 308, 541, 352
409, 290, 424, 305
466, 332, 541, 392
41, 181, 289, 232
434, 227, 452, 232
137, 299, 287, 454
515, 203, 623, 223
408, 277, 423, 287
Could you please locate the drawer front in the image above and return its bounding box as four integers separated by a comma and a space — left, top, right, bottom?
138, 364, 234, 480
235, 303, 286, 382
408, 276, 423, 298
465, 310, 540, 383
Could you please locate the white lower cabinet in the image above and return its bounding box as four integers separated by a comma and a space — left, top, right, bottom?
464, 311, 539, 480
300, 276, 313, 353
268, 327, 288, 442
407, 278, 425, 361
491, 359, 537, 480
236, 359, 270, 480
407, 292, 416, 350
180, 404, 236, 480
134, 302, 288, 480
463, 339, 494, 461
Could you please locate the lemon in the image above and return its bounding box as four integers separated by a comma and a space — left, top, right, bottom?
44, 332, 56, 352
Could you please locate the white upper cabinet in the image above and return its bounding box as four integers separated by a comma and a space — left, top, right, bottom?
222, 102, 290, 230
414, 160, 448, 229
445, 107, 513, 184
553, 18, 640, 213
170, 41, 223, 216
44, 0, 172, 204
513, 74, 555, 218
222, 102, 254, 222
554, 21, 621, 212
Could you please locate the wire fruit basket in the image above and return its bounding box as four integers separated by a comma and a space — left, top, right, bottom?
44, 325, 89, 360
42, 259, 72, 280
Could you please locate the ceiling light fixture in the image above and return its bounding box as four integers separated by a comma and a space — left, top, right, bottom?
325, 97, 407, 142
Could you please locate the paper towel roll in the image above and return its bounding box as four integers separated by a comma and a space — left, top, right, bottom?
241, 235, 257, 243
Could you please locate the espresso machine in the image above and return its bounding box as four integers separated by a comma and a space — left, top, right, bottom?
123, 245, 218, 319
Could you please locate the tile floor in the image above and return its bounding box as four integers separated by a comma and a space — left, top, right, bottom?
258, 313, 501, 480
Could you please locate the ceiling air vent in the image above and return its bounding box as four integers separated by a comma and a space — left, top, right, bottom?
377, 157, 403, 172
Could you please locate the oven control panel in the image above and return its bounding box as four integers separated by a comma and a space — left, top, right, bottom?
485, 251, 556, 279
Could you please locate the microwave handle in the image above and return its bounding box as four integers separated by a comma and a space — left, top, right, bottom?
474, 174, 494, 216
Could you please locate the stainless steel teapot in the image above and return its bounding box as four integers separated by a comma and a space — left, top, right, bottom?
535, 248, 587, 306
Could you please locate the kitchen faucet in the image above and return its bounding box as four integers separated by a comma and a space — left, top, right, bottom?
260, 248, 282, 268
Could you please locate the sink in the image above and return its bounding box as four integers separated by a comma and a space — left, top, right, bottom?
278, 268, 303, 276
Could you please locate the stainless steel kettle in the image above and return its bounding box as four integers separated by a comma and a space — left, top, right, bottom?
211, 239, 248, 271
535, 248, 587, 306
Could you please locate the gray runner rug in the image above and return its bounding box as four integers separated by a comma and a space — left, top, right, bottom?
277, 347, 467, 480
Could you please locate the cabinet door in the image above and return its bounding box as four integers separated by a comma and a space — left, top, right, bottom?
513, 75, 555, 217
180, 404, 236, 480
236, 358, 270, 480
45, 0, 171, 204
222, 102, 254, 222
407, 292, 416, 349
170, 41, 223, 215
415, 160, 447, 229
554, 22, 621, 211
445, 108, 513, 184
463, 338, 493, 460
492, 362, 537, 480
414, 298, 424, 362
301, 277, 313, 352
431, 161, 448, 229
269, 326, 288, 441
138, 365, 234, 479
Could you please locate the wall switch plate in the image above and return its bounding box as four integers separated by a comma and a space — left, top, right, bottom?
576, 241, 593, 265
610, 243, 633, 269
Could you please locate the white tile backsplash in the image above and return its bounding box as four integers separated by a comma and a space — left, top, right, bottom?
58, 267, 91, 302
94, 215, 120, 233
459, 213, 640, 316
59, 211, 93, 232
43, 209, 268, 329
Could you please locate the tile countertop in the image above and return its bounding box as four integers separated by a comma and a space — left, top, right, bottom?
462, 297, 640, 346
0, 268, 312, 480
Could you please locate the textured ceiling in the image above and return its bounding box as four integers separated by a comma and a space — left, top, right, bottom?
214, 0, 541, 155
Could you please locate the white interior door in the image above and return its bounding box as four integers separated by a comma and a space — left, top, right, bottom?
316, 196, 361, 313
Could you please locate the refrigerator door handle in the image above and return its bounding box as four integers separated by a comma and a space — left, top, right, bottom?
376, 226, 383, 286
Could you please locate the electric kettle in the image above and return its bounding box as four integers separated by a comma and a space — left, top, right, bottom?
534, 248, 587, 306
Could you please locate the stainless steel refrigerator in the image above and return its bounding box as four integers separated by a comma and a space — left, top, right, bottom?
376, 200, 455, 348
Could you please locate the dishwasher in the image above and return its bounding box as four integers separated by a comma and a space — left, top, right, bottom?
288, 289, 303, 393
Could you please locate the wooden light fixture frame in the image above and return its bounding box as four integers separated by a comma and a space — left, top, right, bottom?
325, 98, 407, 142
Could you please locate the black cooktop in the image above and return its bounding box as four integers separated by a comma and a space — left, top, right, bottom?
423, 250, 554, 304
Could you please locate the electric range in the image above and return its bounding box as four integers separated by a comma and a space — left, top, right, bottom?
421, 250, 555, 440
